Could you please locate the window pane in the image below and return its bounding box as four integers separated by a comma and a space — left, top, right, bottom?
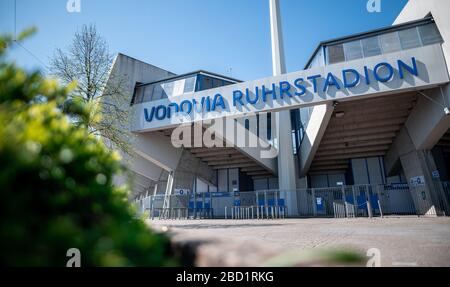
202, 76, 213, 90
184, 76, 196, 93
399, 28, 421, 49
143, 85, 153, 102
327, 44, 345, 64
152, 84, 163, 100
300, 107, 312, 129
362, 36, 382, 57
134, 87, 144, 104
380, 32, 401, 53
419, 23, 442, 45
161, 81, 174, 98
212, 78, 223, 88
222, 80, 233, 86
344, 40, 363, 61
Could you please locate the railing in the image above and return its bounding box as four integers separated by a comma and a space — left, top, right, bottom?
137, 182, 450, 220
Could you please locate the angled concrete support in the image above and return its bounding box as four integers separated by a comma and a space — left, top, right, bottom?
299, 103, 335, 177
405, 87, 450, 150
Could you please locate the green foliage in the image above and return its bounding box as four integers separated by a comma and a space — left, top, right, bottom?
0, 31, 177, 266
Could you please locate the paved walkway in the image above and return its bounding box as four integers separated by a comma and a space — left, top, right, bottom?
148, 217, 450, 267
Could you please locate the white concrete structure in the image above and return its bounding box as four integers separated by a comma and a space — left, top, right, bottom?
106, 0, 450, 217
269, 0, 298, 216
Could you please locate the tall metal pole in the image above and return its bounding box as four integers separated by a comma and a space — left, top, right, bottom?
269, 0, 298, 216
269, 0, 286, 75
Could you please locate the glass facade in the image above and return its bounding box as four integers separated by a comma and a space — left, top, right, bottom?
299, 20, 443, 157
132, 72, 235, 105
319, 22, 442, 66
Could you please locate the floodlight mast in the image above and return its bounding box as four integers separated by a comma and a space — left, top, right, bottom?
269, 0, 298, 216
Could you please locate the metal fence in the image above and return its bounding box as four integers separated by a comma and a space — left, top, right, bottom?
137, 182, 450, 220
135, 192, 215, 220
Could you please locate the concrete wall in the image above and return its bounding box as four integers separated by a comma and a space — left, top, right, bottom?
394, 0, 450, 150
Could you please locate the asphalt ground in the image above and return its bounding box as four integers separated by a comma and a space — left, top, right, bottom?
148, 217, 450, 267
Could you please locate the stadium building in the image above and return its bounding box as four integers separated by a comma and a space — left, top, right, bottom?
107, 0, 450, 218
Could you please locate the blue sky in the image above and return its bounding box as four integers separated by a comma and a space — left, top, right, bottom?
0, 0, 408, 81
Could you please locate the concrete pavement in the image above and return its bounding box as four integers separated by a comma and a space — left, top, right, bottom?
148, 217, 450, 267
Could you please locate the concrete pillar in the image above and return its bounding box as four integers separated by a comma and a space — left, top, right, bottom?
269, 0, 298, 216
390, 128, 447, 216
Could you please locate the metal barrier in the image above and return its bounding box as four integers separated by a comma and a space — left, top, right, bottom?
135, 192, 215, 220
138, 182, 450, 220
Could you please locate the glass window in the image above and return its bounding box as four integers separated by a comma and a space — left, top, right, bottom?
300, 107, 312, 130
142, 85, 153, 102
380, 32, 401, 53
327, 44, 345, 64
202, 77, 212, 90
183, 76, 196, 93
134, 87, 144, 104
362, 36, 382, 57
419, 23, 442, 45
222, 80, 233, 86
152, 84, 164, 101
212, 78, 223, 88
161, 81, 174, 98
343, 40, 363, 61
202, 76, 213, 90
399, 28, 421, 49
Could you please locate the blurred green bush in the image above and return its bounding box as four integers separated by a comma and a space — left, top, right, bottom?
0, 30, 177, 267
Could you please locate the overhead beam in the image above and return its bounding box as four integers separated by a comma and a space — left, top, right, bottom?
208, 159, 253, 166
189, 147, 231, 154
316, 145, 390, 157
319, 139, 393, 151
212, 164, 259, 169
327, 115, 407, 130
324, 124, 402, 139
315, 151, 385, 161
200, 154, 247, 161
309, 165, 349, 172
329, 111, 410, 126
321, 132, 397, 145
